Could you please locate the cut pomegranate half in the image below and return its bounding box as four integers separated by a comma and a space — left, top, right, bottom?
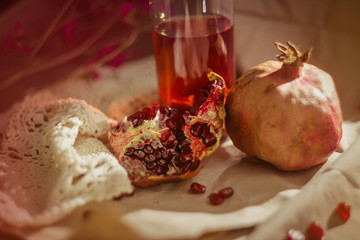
109, 72, 226, 187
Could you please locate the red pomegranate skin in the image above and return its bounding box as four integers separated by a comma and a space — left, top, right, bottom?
225, 43, 342, 171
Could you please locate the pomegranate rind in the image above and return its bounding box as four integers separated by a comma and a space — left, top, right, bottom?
109, 72, 226, 187
134, 162, 204, 188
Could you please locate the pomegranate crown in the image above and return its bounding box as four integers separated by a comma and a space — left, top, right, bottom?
274, 41, 312, 67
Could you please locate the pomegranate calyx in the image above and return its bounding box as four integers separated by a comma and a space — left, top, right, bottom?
275, 41, 311, 67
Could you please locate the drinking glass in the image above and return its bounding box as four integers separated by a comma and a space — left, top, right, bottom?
149, 0, 235, 111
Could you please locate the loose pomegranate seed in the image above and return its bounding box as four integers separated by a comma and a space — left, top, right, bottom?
336, 202, 351, 221
209, 193, 224, 205
190, 182, 206, 194
287, 229, 305, 240
306, 222, 324, 240
218, 187, 234, 198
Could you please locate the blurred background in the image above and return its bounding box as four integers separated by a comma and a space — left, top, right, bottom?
0, 0, 359, 119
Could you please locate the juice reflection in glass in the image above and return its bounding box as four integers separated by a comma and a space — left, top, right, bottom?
150, 0, 234, 112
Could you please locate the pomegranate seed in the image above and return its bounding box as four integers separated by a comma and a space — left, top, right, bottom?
164, 134, 177, 148
189, 159, 200, 171
201, 124, 209, 138
181, 161, 192, 172
146, 162, 156, 169
153, 166, 162, 175
287, 229, 305, 240
166, 119, 177, 130
144, 144, 153, 153
218, 187, 234, 198
160, 105, 171, 115
153, 165, 167, 175
209, 193, 224, 205
169, 154, 180, 164
154, 149, 162, 158
190, 182, 206, 194
189, 103, 201, 115
144, 154, 156, 162
158, 159, 166, 166
181, 143, 192, 153
336, 202, 351, 221
132, 118, 139, 127
142, 107, 151, 119
180, 153, 193, 163
204, 132, 217, 147
161, 148, 170, 159
133, 150, 145, 159
306, 222, 324, 240
159, 130, 171, 142
124, 147, 134, 156
191, 123, 203, 137
137, 119, 145, 126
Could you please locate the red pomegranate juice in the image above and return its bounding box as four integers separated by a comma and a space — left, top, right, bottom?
152, 15, 234, 111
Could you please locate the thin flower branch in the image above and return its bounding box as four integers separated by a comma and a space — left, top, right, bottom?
55, 0, 113, 30
29, 0, 75, 61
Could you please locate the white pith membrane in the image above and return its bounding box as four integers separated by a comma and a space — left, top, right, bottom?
0, 98, 133, 227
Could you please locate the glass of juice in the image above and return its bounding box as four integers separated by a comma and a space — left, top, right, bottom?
149, 0, 234, 112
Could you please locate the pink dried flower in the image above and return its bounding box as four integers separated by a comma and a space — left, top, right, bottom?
139, 0, 150, 11
92, 70, 100, 79
60, 20, 77, 47
5, 36, 14, 50
121, 2, 134, 18
109, 54, 126, 68
14, 21, 22, 37
97, 45, 117, 59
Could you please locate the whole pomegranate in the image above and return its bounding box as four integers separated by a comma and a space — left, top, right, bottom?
225, 41, 342, 171
109, 72, 226, 187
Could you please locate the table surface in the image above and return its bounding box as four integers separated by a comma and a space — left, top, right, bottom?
1, 56, 360, 240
